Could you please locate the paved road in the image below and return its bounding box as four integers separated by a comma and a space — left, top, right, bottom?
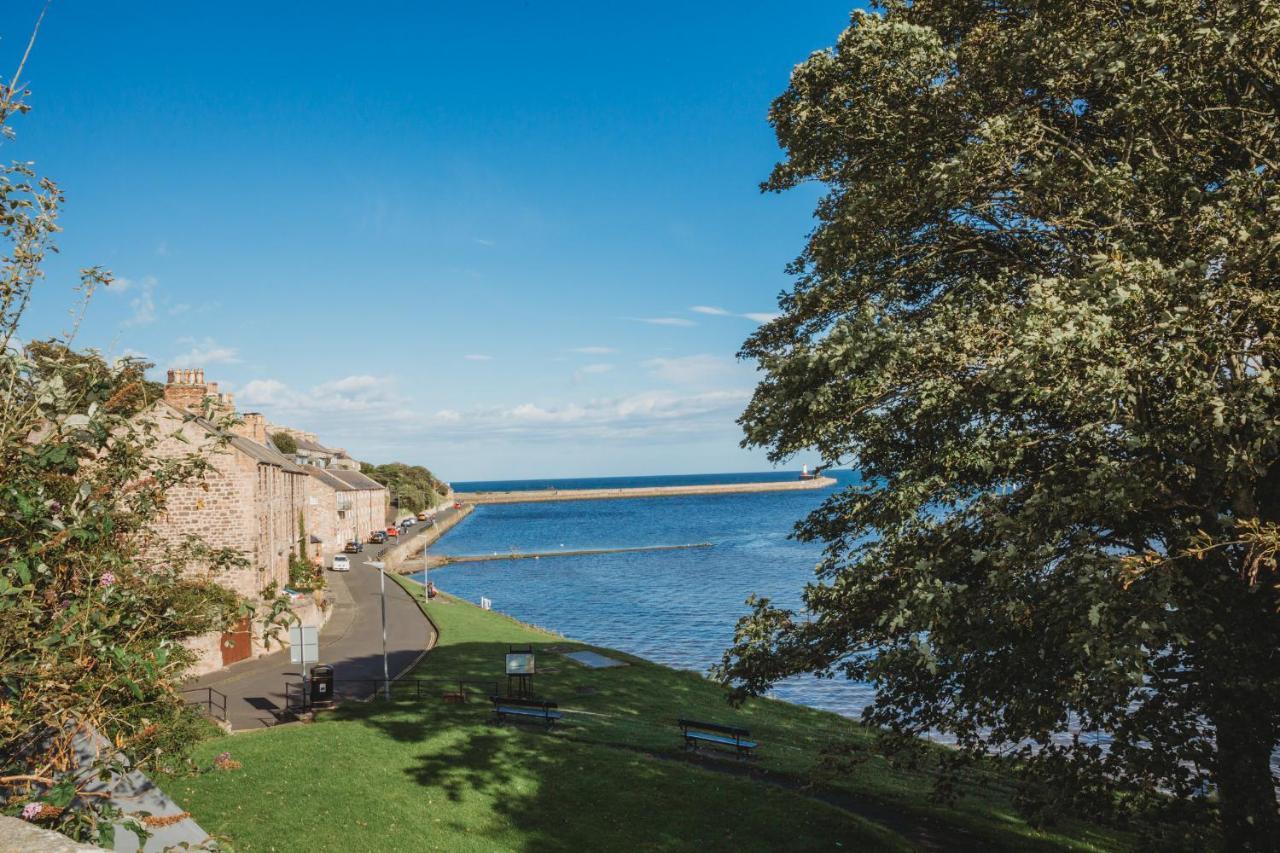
185, 512, 458, 730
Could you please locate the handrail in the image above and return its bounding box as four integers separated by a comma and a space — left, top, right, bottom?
181, 686, 228, 721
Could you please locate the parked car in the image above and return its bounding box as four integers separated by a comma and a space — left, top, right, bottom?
369, 531, 387, 544
453, 501, 462, 509
343, 540, 363, 553
386, 527, 399, 537
416, 511, 429, 521
399, 518, 414, 530
331, 555, 351, 572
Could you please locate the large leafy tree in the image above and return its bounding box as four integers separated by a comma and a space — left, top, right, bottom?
720, 1, 1280, 847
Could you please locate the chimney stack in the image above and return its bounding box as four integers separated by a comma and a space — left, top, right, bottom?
232, 411, 268, 446
163, 366, 209, 413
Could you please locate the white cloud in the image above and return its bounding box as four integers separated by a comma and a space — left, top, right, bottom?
113, 347, 149, 365
423, 389, 752, 442
571, 346, 617, 355
239, 374, 402, 415
107, 276, 133, 294
172, 336, 240, 365
689, 304, 780, 324
631, 317, 696, 327
578, 363, 614, 374
464, 354, 494, 361
227, 371, 753, 461
643, 354, 744, 386
472, 237, 495, 247
122, 276, 158, 325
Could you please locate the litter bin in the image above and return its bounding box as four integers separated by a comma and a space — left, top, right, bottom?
310, 664, 335, 709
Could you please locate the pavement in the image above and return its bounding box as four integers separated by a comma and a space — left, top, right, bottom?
185, 510, 461, 730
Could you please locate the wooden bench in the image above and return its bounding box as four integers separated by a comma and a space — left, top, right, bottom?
490, 696, 562, 728
678, 718, 758, 758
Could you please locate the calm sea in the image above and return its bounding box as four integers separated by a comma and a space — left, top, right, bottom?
414, 470, 876, 718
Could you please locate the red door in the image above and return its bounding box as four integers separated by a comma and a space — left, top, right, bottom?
221, 616, 252, 666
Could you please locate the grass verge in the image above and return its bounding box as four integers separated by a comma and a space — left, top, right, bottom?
162, 581, 1138, 851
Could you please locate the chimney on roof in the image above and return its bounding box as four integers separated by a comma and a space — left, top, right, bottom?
163, 367, 209, 413
232, 411, 269, 446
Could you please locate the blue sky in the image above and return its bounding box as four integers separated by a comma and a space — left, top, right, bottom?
4, 2, 853, 480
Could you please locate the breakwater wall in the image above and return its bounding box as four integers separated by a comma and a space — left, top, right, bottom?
455, 476, 837, 505
383, 504, 474, 573
404, 542, 713, 570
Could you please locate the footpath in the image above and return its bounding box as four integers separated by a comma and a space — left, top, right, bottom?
183, 506, 465, 731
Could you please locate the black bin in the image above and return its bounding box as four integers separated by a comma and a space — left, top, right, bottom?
310, 665, 335, 709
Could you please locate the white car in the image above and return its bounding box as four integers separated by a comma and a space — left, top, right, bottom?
331, 555, 351, 572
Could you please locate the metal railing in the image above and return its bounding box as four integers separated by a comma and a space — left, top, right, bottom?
181, 686, 228, 721
283, 677, 502, 711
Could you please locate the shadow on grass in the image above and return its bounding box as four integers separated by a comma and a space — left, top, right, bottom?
311, 632, 1124, 853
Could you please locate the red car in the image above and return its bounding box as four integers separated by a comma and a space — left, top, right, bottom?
385, 526, 399, 537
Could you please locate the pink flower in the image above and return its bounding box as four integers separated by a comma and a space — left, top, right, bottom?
99, 572, 116, 589
21, 802, 41, 821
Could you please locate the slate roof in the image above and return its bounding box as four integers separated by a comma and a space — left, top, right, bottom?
305, 467, 356, 492
156, 401, 307, 474
294, 436, 335, 454
327, 469, 385, 491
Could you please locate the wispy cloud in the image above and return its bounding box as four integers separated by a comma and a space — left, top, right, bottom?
643, 354, 744, 386
172, 336, 240, 365
472, 237, 495, 247
123, 276, 159, 326
690, 305, 779, 324
232, 372, 749, 457
239, 374, 403, 415
571, 346, 617, 355
423, 389, 751, 443
631, 317, 696, 327
572, 362, 615, 384
464, 354, 494, 362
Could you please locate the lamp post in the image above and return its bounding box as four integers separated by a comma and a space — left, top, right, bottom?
368, 560, 390, 700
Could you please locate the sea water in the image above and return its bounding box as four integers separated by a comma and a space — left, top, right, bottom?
415, 470, 876, 718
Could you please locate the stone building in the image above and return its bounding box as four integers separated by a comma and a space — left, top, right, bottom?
267, 423, 360, 470
144, 368, 390, 673
304, 468, 388, 561
145, 370, 310, 599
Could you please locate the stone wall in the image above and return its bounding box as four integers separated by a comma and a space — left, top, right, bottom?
145, 407, 260, 598
304, 473, 340, 563
182, 590, 333, 677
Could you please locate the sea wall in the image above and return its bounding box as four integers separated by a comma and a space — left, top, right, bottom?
455, 476, 837, 505
384, 504, 474, 574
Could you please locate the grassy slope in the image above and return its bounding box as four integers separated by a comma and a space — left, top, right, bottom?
164, 582, 1132, 852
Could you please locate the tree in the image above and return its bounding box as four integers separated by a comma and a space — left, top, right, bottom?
0, 31, 244, 844
360, 461, 449, 512
718, 2, 1280, 846
271, 431, 298, 455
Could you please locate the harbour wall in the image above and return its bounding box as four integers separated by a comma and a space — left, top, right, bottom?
455, 476, 837, 505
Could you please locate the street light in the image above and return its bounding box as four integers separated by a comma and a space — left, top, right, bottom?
368, 560, 390, 701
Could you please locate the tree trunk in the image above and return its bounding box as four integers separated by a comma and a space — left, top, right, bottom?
1213, 702, 1280, 850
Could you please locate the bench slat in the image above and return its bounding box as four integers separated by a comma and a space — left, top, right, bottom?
685, 731, 757, 749
496, 706, 562, 719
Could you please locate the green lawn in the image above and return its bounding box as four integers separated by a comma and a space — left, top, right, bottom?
163, 581, 1136, 852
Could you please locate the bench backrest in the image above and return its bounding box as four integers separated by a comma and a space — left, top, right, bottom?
678, 718, 750, 738
490, 695, 557, 711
